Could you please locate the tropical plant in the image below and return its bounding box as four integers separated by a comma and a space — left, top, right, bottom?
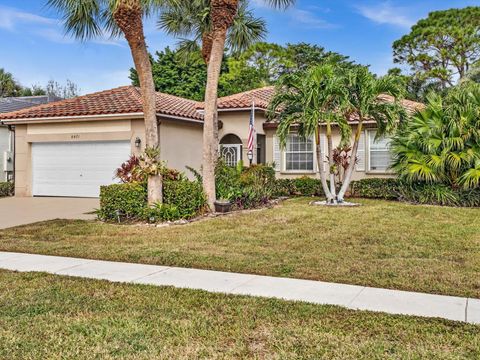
48, 0, 164, 204
115, 155, 145, 183
329, 145, 357, 184
269, 65, 405, 203
0, 68, 22, 97
391, 83, 480, 189
159, 0, 277, 210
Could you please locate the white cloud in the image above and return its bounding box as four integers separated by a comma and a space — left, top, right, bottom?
290, 9, 337, 29
356, 1, 415, 29
250, 1, 336, 30
0, 6, 56, 30
0, 5, 123, 46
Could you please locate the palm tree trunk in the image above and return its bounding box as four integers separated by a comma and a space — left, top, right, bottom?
113, 1, 162, 205
326, 122, 336, 201
338, 120, 363, 202
316, 126, 333, 201
203, 0, 239, 210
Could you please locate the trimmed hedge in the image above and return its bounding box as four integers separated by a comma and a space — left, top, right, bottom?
98, 179, 207, 222
0, 182, 14, 197
350, 178, 400, 200
98, 183, 147, 221
350, 178, 480, 207
273, 177, 324, 197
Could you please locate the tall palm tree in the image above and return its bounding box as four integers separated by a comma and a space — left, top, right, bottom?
391, 83, 480, 189
48, 0, 163, 204
159, 0, 266, 64
159, 0, 271, 209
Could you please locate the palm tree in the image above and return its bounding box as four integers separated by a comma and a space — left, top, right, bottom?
336, 67, 406, 202
48, 0, 163, 204
391, 83, 480, 189
270, 65, 405, 204
269, 64, 349, 203
0, 69, 22, 97
159, 0, 272, 209
159, 0, 266, 64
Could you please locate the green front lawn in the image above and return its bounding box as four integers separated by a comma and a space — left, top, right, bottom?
1, 270, 479, 359
1, 198, 479, 298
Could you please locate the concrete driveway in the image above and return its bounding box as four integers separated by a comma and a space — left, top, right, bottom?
0, 197, 99, 229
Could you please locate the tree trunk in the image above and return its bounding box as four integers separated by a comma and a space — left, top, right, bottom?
338, 120, 363, 202
326, 122, 336, 202
113, 0, 162, 205
316, 126, 333, 201
203, 0, 239, 210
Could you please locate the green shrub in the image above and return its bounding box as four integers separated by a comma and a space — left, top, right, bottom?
350, 178, 480, 207
272, 177, 324, 197
0, 182, 14, 197
99, 178, 207, 222
398, 183, 480, 207
215, 161, 276, 209
350, 178, 400, 200
163, 179, 207, 219
293, 177, 324, 197
142, 203, 181, 223
98, 183, 147, 221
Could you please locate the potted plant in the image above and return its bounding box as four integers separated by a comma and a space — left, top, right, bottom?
214, 199, 232, 213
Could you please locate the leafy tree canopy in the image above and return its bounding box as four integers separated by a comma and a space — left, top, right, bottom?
131, 42, 355, 100
393, 7, 480, 88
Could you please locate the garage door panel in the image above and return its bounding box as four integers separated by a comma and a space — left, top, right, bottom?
32, 141, 130, 198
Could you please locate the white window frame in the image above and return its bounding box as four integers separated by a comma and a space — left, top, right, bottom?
366, 129, 394, 174
282, 134, 316, 173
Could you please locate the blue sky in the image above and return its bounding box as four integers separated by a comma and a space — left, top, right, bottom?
0, 0, 477, 94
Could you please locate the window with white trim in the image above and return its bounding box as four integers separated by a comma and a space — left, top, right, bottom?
284, 134, 314, 171
368, 130, 393, 172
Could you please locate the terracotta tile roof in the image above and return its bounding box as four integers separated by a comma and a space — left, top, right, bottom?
214, 86, 276, 110
0, 86, 203, 122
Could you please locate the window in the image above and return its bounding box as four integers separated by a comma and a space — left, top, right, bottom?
368, 131, 393, 172
285, 134, 314, 171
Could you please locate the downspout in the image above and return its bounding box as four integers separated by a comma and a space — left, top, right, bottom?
7, 125, 15, 185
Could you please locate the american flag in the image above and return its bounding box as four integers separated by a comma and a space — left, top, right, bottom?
247, 101, 255, 152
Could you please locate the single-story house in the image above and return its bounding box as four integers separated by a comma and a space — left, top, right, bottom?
0, 95, 62, 182
0, 86, 422, 198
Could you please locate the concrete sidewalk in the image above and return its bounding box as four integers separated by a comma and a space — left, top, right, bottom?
0, 251, 478, 324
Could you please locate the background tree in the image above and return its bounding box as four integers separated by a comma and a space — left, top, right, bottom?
19, 85, 47, 97
48, 0, 164, 205
391, 83, 480, 189
393, 7, 480, 88
0, 69, 22, 97
46, 79, 80, 99
130, 47, 229, 101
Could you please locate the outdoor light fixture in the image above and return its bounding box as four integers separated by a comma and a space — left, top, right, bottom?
134, 137, 141, 148
247, 150, 253, 165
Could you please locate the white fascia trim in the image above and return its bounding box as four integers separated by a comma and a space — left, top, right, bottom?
196, 107, 267, 114
2, 112, 204, 125
158, 113, 204, 124
1, 112, 145, 125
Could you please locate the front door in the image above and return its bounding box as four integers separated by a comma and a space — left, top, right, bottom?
220, 144, 241, 167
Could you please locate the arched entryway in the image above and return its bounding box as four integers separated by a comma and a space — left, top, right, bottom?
220, 134, 242, 166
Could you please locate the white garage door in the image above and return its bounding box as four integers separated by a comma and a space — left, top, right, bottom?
32, 141, 131, 198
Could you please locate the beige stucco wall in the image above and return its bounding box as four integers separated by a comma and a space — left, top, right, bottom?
218, 110, 266, 165
266, 124, 394, 181
13, 109, 392, 197
14, 117, 203, 197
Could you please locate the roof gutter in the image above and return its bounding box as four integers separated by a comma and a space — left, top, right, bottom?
1, 112, 203, 125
